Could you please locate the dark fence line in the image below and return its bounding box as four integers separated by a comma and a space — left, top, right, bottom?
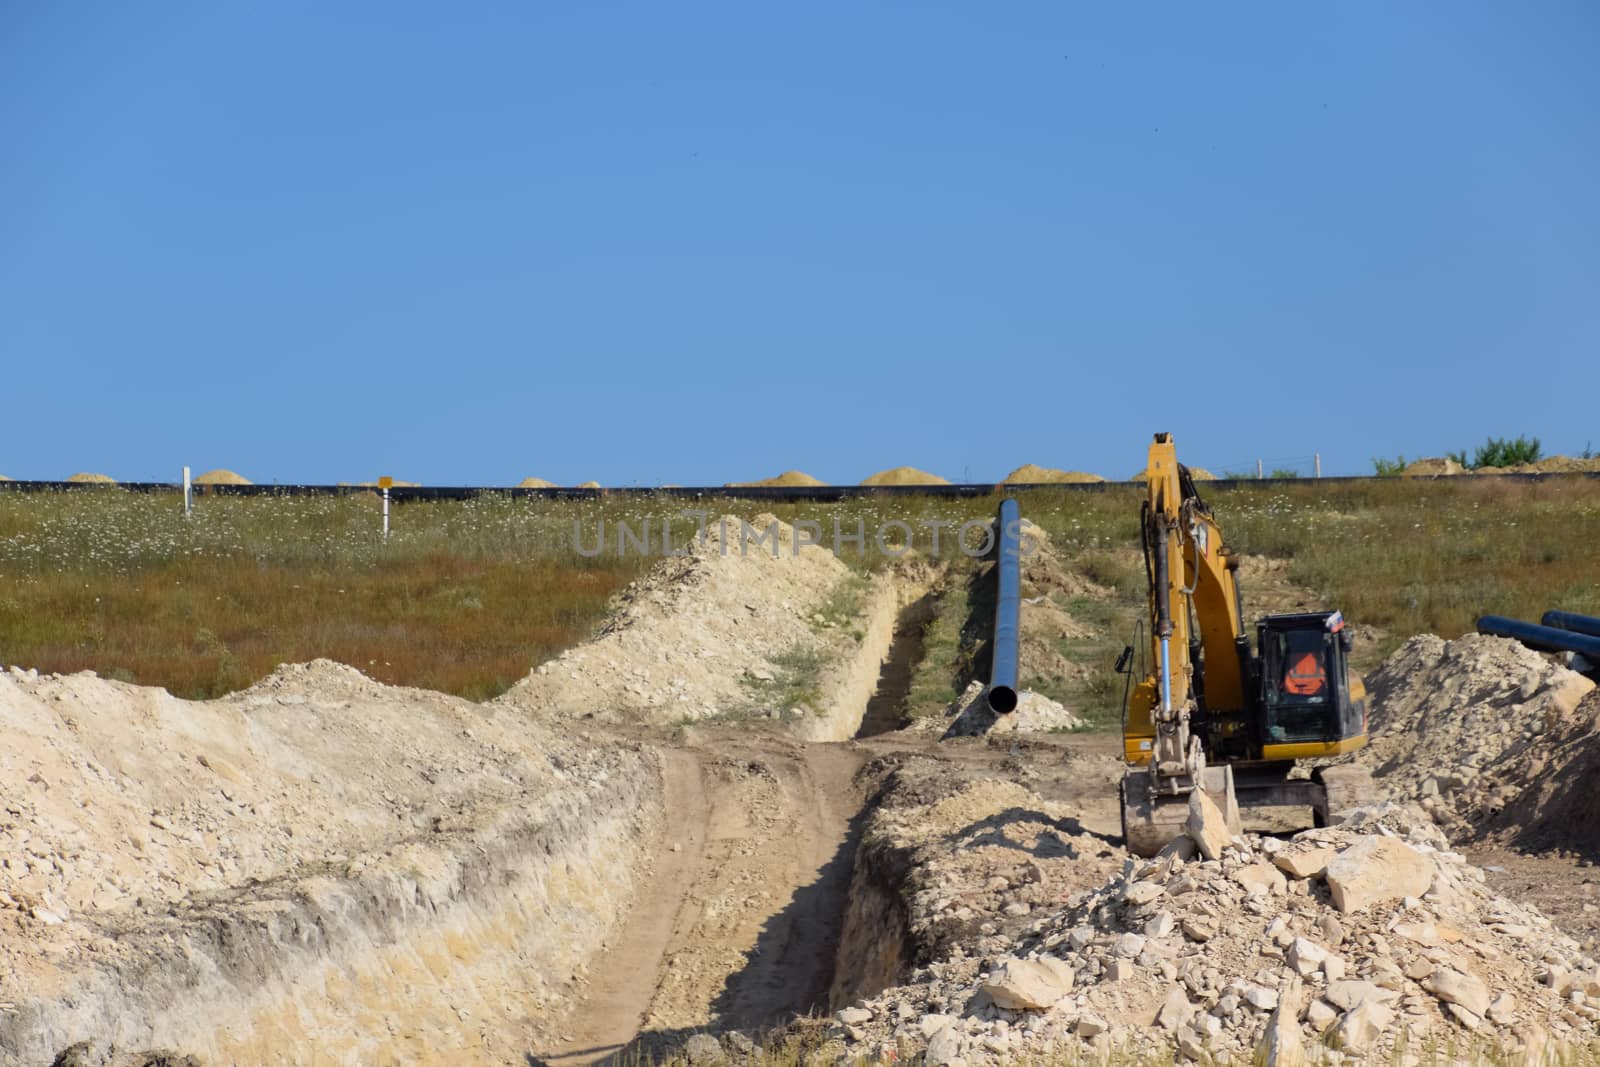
0, 470, 1596, 503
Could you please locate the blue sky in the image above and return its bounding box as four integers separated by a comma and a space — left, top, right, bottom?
3, 2, 1595, 484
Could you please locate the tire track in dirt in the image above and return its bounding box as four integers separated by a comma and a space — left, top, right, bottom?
533, 735, 868, 1065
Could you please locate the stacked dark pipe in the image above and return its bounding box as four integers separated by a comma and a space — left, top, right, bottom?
1477, 611, 1600, 669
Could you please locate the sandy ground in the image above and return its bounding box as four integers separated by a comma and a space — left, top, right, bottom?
5, 515, 1598, 1065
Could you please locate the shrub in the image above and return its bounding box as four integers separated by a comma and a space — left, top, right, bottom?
1372, 456, 1407, 477
1454, 435, 1543, 470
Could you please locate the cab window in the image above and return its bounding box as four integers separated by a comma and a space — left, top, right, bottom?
1264, 629, 1331, 742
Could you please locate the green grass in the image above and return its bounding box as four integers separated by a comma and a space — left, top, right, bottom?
903, 565, 977, 722
1, 476, 1596, 701
812, 571, 870, 642
737, 644, 828, 720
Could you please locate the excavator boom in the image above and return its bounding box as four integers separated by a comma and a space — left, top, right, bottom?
1119, 433, 1372, 856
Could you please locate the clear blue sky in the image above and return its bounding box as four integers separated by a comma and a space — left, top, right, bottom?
3, 2, 1595, 484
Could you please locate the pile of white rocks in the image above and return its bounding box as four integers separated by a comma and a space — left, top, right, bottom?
824, 799, 1600, 1066
1360, 634, 1594, 834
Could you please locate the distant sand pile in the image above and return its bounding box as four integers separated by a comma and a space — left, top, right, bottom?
1128, 466, 1216, 482
1496, 456, 1600, 474
729, 470, 826, 488
860, 466, 950, 486
1002, 464, 1104, 485
66, 473, 115, 484
1403, 457, 1466, 476
517, 477, 556, 488
194, 469, 251, 486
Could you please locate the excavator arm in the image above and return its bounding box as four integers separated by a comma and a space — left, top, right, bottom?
1120, 433, 1243, 853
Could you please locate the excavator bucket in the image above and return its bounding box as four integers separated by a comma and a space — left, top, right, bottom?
1120, 764, 1242, 858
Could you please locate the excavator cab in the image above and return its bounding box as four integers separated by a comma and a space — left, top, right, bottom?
1255, 611, 1367, 759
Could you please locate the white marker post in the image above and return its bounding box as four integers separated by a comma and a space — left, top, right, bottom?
183, 466, 192, 518
379, 476, 393, 541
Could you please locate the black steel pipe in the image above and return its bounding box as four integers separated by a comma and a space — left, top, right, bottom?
987, 498, 1022, 713
1477, 615, 1600, 660
1542, 611, 1600, 640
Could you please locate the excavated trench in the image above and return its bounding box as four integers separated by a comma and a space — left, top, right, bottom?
855, 592, 939, 739
13, 576, 950, 1067
536, 590, 945, 1064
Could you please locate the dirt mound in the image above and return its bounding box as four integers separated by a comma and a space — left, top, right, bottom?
831, 758, 1126, 1007
1478, 688, 1600, 858
1533, 455, 1600, 473
941, 680, 1083, 736
1402, 457, 1467, 476
66, 472, 115, 484
1002, 465, 1105, 485
826, 800, 1600, 1062
861, 466, 950, 486
499, 515, 870, 727
0, 663, 659, 1064
193, 468, 251, 485
729, 470, 827, 488
1021, 523, 1114, 606
518, 476, 557, 488
1128, 467, 1216, 482
1491, 456, 1600, 474
1359, 634, 1595, 836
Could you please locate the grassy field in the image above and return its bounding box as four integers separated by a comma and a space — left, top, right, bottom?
1, 477, 1596, 704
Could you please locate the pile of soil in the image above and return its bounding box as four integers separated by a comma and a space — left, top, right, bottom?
518, 476, 556, 488
1402, 457, 1467, 476
1358, 634, 1595, 838
831, 756, 1126, 1006
193, 469, 251, 485
499, 515, 866, 726
1487, 456, 1600, 474
1475, 688, 1600, 858
1401, 456, 1600, 476
1002, 465, 1105, 485
822, 800, 1600, 1064
861, 467, 950, 486
1128, 467, 1217, 482
729, 470, 827, 488
0, 661, 659, 1065
65, 473, 115, 484
941, 680, 1083, 736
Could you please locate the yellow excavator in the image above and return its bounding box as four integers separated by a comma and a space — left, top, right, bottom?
1119, 433, 1373, 856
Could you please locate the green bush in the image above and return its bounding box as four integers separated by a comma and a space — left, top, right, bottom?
1450, 435, 1543, 470
1372, 455, 1407, 477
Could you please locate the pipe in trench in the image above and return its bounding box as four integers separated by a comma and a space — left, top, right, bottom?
987, 498, 1021, 714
